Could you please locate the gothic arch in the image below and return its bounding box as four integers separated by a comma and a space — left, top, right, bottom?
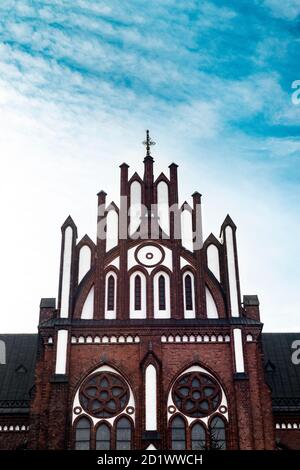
73, 268, 95, 319
167, 363, 229, 450
204, 273, 227, 318
167, 361, 229, 412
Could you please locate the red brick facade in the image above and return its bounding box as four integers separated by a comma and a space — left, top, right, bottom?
1, 137, 298, 450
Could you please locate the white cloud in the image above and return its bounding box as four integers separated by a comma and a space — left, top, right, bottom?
0, 0, 299, 334
262, 0, 300, 20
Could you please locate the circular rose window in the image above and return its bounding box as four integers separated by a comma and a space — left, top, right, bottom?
135, 243, 165, 267
172, 372, 222, 417
79, 372, 129, 418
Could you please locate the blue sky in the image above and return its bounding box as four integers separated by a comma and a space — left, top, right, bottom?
0, 0, 299, 332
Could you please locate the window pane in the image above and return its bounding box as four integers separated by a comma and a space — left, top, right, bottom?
134, 275, 141, 310
191, 423, 206, 450
158, 275, 166, 310
96, 424, 111, 450
76, 429, 90, 440
107, 276, 115, 310
171, 416, 186, 450
75, 418, 90, 450
210, 417, 226, 450
96, 441, 110, 450
172, 428, 186, 440
75, 441, 90, 450
172, 440, 185, 450
116, 417, 131, 450
116, 441, 131, 450
185, 275, 193, 310
117, 429, 131, 440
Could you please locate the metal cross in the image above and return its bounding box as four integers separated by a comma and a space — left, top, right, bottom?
142, 129, 156, 157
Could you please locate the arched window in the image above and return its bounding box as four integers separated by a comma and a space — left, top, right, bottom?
191, 422, 206, 450
184, 275, 193, 310
158, 275, 166, 310
0, 340, 5, 365
107, 275, 115, 311
116, 417, 132, 450
210, 416, 226, 450
171, 416, 186, 450
96, 423, 111, 450
130, 271, 146, 318
75, 417, 91, 450
145, 364, 157, 431
134, 275, 141, 310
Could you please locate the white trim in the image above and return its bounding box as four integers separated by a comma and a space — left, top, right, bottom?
233, 328, 245, 373
0, 340, 6, 365
105, 271, 117, 319
81, 286, 94, 319
60, 226, 73, 318
207, 244, 220, 281
145, 365, 157, 430
180, 256, 192, 269
129, 181, 142, 236
161, 334, 230, 343
78, 245, 91, 284
157, 181, 170, 236
183, 271, 196, 319
206, 287, 219, 319
130, 271, 147, 319
225, 226, 239, 317
181, 209, 193, 252
55, 329, 68, 375
153, 271, 171, 318
106, 210, 118, 252
106, 256, 120, 270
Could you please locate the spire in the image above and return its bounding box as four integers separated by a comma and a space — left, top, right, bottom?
142, 129, 155, 161
142, 130, 155, 210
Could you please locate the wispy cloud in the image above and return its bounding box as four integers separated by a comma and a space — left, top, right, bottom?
261, 0, 300, 20
0, 0, 299, 332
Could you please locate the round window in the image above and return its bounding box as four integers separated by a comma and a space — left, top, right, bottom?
79, 372, 129, 418
172, 372, 222, 417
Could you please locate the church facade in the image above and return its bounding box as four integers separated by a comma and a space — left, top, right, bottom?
0, 134, 299, 450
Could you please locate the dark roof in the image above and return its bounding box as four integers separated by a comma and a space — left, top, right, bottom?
0, 334, 38, 414
262, 333, 300, 413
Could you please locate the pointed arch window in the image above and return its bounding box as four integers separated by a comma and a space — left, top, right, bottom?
171, 416, 186, 450
134, 275, 141, 310
210, 416, 226, 450
158, 275, 166, 310
191, 422, 206, 450
116, 417, 132, 450
96, 423, 111, 450
75, 417, 91, 450
107, 275, 115, 311
184, 274, 193, 310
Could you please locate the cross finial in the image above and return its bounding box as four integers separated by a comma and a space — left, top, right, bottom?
142, 129, 156, 157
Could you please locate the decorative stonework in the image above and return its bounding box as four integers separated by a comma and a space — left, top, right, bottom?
71, 335, 140, 344
134, 243, 165, 268
172, 372, 222, 418
79, 372, 129, 418
72, 365, 136, 427
167, 365, 229, 426
275, 423, 300, 430
161, 334, 230, 343
0, 425, 29, 432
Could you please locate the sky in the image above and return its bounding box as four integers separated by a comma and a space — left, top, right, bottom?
0, 0, 299, 333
